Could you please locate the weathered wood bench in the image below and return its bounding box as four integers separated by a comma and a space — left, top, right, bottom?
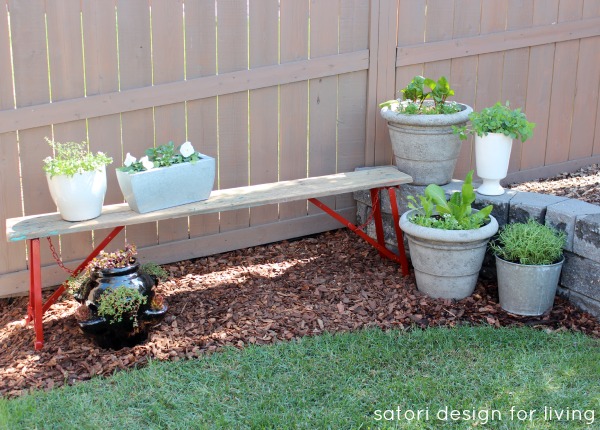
6, 166, 412, 350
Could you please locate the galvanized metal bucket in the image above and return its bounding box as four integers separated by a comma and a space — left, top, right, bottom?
495, 255, 564, 316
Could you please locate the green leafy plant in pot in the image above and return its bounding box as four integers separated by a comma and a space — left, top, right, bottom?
116, 140, 215, 213
72, 244, 169, 349
490, 219, 566, 316
399, 170, 498, 299
379, 76, 472, 185
43, 138, 113, 221
454, 102, 535, 195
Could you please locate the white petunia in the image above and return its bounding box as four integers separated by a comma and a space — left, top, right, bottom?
140, 156, 154, 171
179, 141, 195, 158
124, 153, 137, 167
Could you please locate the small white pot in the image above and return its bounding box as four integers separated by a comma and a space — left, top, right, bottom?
475, 133, 513, 195
46, 167, 107, 221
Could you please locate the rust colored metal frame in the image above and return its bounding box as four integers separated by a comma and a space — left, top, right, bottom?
308, 185, 410, 276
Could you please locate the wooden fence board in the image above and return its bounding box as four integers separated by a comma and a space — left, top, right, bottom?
83, 0, 126, 251
249, 0, 279, 226
308, 0, 339, 215
502, 0, 534, 174
394, 0, 424, 147
151, 0, 189, 243
450, 0, 481, 178
337, 0, 369, 210
373, 0, 400, 166
46, 0, 94, 262
0, 1, 25, 274
186, 0, 220, 238
545, 0, 583, 165
117, 0, 157, 248
217, 0, 250, 232
569, 34, 600, 160
423, 0, 453, 80
9, 0, 54, 266
279, 0, 310, 221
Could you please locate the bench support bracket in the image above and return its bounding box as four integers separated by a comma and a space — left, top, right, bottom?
308, 185, 409, 276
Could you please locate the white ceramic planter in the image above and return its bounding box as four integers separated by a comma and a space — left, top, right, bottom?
399, 209, 499, 300
116, 153, 215, 213
475, 133, 513, 195
46, 167, 108, 222
380, 101, 472, 185
496, 255, 564, 316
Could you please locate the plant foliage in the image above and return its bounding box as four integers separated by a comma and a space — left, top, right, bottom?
407, 170, 493, 230
454, 101, 535, 141
97, 285, 147, 326
379, 76, 462, 115
490, 219, 566, 265
119, 141, 201, 173
42, 137, 113, 178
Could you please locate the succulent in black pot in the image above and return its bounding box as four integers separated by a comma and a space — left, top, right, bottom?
71, 244, 168, 349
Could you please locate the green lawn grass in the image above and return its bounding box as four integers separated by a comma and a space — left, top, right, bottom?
1, 326, 598, 429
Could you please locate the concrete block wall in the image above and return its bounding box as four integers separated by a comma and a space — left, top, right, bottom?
354, 181, 600, 320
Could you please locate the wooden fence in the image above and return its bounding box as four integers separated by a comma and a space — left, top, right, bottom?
0, 0, 599, 297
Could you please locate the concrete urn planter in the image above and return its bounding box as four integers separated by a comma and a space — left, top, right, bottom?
399, 209, 499, 299
116, 153, 215, 213
380, 101, 472, 185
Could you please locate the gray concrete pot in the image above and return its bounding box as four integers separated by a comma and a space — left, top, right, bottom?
380, 101, 472, 185
399, 209, 498, 299
495, 255, 564, 316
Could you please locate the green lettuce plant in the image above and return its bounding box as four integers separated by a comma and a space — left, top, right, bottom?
454, 101, 535, 141
379, 76, 462, 115
42, 137, 112, 178
407, 170, 493, 230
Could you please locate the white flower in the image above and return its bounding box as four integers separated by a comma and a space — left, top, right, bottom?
140, 156, 154, 171
179, 141, 195, 158
124, 153, 137, 167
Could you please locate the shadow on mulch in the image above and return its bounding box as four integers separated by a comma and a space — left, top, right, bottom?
1, 229, 599, 398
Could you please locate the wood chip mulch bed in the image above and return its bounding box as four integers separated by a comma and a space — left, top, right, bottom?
2, 164, 600, 399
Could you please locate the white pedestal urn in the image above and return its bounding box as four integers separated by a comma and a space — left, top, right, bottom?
380, 101, 472, 185
399, 209, 499, 300
475, 133, 513, 196
46, 167, 108, 222
116, 153, 215, 213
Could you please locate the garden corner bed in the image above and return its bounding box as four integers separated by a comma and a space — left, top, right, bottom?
1, 164, 600, 399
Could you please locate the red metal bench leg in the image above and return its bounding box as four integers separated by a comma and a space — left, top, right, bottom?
370, 188, 386, 257
28, 238, 44, 350
388, 187, 410, 277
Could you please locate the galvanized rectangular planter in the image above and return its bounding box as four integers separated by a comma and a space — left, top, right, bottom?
116, 153, 215, 213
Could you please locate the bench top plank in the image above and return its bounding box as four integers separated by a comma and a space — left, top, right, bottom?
6, 166, 411, 241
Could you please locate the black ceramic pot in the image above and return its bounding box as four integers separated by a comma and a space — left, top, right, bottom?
75, 260, 168, 349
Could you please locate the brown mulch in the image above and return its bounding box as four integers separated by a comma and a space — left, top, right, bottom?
508, 163, 600, 204
2, 165, 600, 399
